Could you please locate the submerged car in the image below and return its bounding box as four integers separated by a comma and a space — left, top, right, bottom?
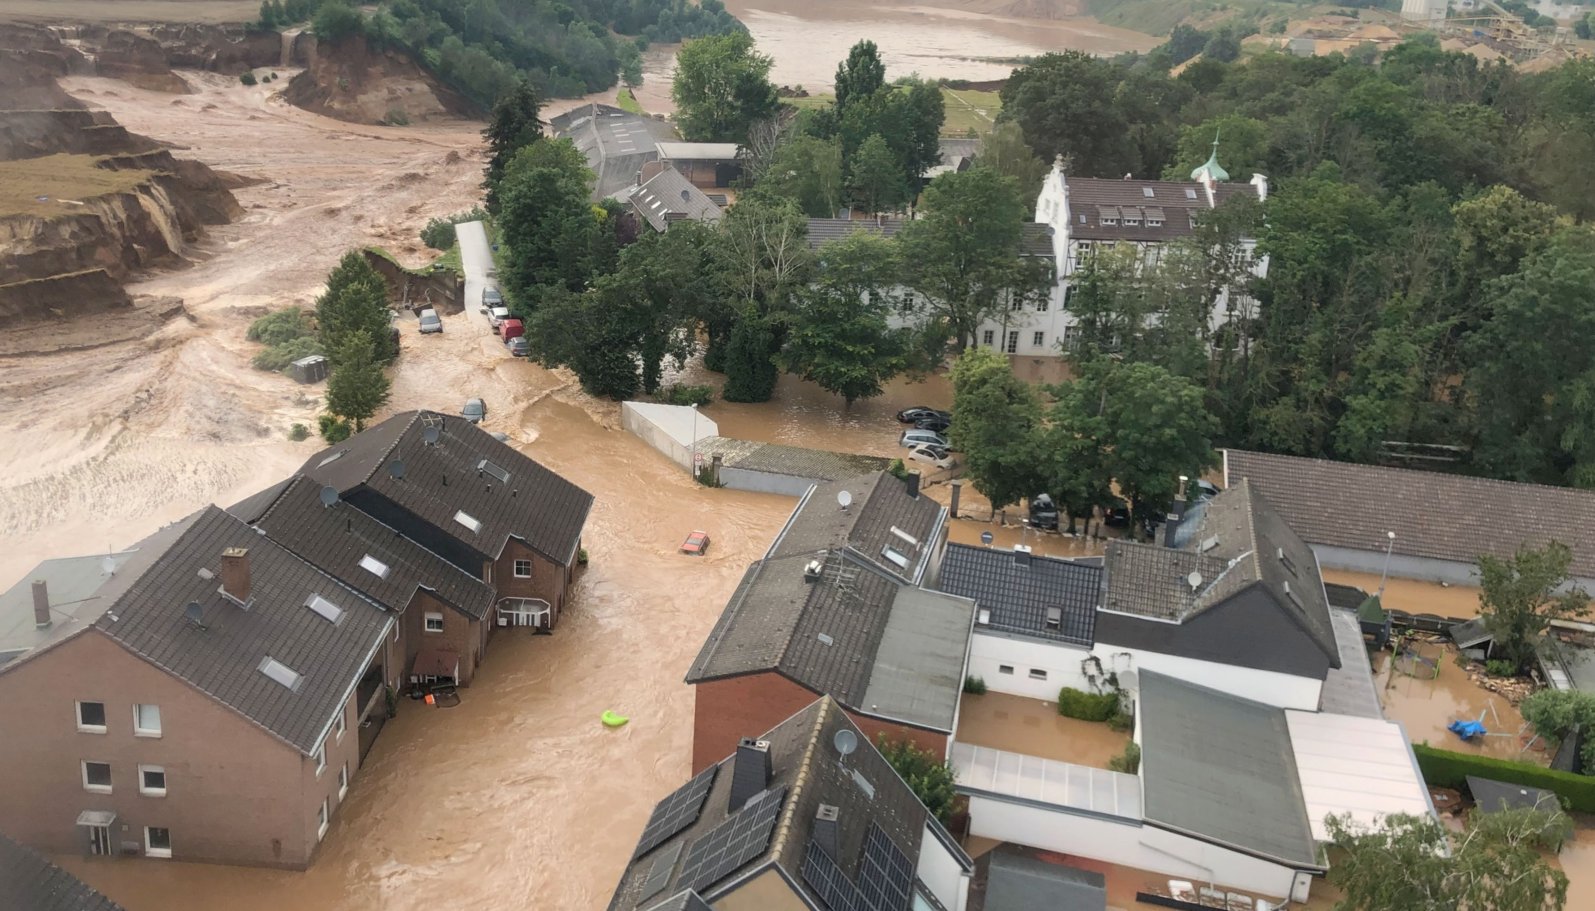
680, 530, 711, 555
461, 398, 486, 424
906, 444, 956, 471
896, 406, 950, 424
418, 308, 443, 334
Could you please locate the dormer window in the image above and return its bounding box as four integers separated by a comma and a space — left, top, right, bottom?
1123, 213, 1141, 227
1102, 217, 1118, 226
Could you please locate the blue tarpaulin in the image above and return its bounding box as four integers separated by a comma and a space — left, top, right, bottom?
1449, 720, 1487, 741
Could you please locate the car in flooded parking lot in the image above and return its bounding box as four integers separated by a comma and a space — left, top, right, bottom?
418, 308, 443, 334
906, 444, 955, 471
488, 306, 510, 329
507, 336, 529, 357
461, 397, 486, 424
900, 429, 949, 450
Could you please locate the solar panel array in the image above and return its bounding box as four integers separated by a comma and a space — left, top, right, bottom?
638, 841, 684, 903
800, 824, 916, 911
678, 787, 787, 893
633, 766, 719, 860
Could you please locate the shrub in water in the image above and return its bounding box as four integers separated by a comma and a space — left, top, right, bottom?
240, 71, 258, 86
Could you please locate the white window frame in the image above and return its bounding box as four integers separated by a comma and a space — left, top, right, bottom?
424, 612, 445, 633
139, 764, 167, 797
82, 760, 112, 794
76, 700, 107, 734
133, 703, 161, 738
1028, 668, 1049, 680
334, 708, 346, 742
513, 559, 532, 579
313, 740, 326, 777
144, 826, 172, 859
981, 330, 995, 347
317, 799, 329, 841
1032, 331, 1045, 348
338, 763, 349, 801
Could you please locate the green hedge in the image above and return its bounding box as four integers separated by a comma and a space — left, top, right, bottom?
1412, 743, 1595, 813
1057, 687, 1119, 722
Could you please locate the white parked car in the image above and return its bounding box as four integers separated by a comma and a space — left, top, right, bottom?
906, 444, 956, 471
488, 306, 510, 329
899, 429, 949, 450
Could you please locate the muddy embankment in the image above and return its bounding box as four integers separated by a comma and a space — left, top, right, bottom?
0, 24, 245, 333
283, 33, 478, 125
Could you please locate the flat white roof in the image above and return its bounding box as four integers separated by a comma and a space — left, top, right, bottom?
657, 141, 740, 160
622, 401, 719, 448
952, 743, 1142, 820
1285, 711, 1434, 840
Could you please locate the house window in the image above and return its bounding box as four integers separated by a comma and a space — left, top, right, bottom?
1102, 217, 1118, 226
998, 665, 1015, 675
313, 740, 326, 777
1189, 214, 1199, 229
1185, 188, 1198, 200
76, 701, 106, 733
1037, 296, 1049, 312
259, 656, 303, 691
139, 765, 167, 797
1006, 331, 1019, 354
424, 612, 444, 633
317, 800, 329, 841
1029, 668, 1048, 680
982, 330, 995, 347
1032, 331, 1045, 348
1062, 323, 1075, 341
145, 827, 171, 859
513, 559, 532, 578
1009, 297, 1022, 311
1123, 215, 1140, 227
334, 708, 346, 742
133, 703, 161, 737
338, 763, 349, 801
82, 761, 112, 793
1147, 216, 1164, 228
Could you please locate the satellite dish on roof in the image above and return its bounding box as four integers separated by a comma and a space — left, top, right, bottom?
423, 425, 441, 445
319, 485, 340, 508
833, 729, 857, 758
1187, 571, 1204, 592
837, 489, 853, 510
980, 531, 994, 546
388, 459, 406, 480
184, 601, 206, 629
101, 555, 117, 576
681, 189, 691, 203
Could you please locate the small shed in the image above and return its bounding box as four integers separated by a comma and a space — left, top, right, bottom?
289, 354, 328, 384
1357, 593, 1391, 649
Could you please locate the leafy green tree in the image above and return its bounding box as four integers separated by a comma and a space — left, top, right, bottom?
896, 168, 1051, 351
781, 231, 913, 406
977, 121, 1048, 205
672, 31, 779, 142
482, 81, 543, 212
722, 310, 781, 402
876, 736, 957, 827
1449, 186, 1560, 327
312, 1, 364, 43
949, 347, 1045, 515
1520, 688, 1595, 772
1478, 541, 1591, 674
846, 133, 907, 214
714, 192, 813, 316
315, 251, 395, 367
1577, 15, 1591, 41
833, 40, 886, 113
1040, 388, 1113, 535
1333, 296, 1444, 463
1327, 807, 1570, 911
1163, 24, 1210, 66
496, 139, 608, 300
1000, 51, 1131, 177
762, 134, 844, 217
1164, 115, 1269, 182
258, 1, 278, 29
325, 330, 390, 432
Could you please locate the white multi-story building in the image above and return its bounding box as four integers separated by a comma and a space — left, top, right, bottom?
1401, 0, 1449, 23
807, 148, 1270, 360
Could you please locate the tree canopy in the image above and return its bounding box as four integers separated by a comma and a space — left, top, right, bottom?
315, 251, 396, 367
482, 80, 542, 211
672, 31, 779, 143
949, 347, 1045, 514
1478, 541, 1591, 673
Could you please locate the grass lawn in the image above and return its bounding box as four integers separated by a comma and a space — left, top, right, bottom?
0, 153, 153, 217
783, 88, 1001, 136
616, 87, 644, 115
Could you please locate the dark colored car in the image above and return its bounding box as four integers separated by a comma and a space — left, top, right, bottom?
461, 398, 486, 424
482, 286, 503, 308
507, 336, 529, 357
914, 416, 951, 434
896, 406, 950, 424
1029, 494, 1059, 531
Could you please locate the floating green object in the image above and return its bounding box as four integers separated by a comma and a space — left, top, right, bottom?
601, 710, 629, 728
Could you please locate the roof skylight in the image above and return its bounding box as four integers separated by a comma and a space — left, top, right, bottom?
317, 450, 346, 467
259, 656, 303, 691
359, 554, 390, 579
453, 510, 482, 533
881, 546, 910, 570
304, 593, 344, 624
477, 459, 510, 484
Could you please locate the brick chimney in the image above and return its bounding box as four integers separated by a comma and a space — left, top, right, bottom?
905, 470, 920, 499
729, 737, 772, 811
813, 805, 840, 858
32, 580, 51, 630
220, 547, 251, 604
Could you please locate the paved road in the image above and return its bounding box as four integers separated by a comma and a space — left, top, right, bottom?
454, 219, 493, 327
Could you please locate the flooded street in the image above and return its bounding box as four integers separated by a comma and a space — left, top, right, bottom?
956, 691, 1130, 768
1320, 568, 1483, 620
1373, 649, 1542, 762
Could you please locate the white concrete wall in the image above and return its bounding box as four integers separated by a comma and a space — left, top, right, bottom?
970, 629, 1322, 711
963, 795, 1304, 901
621, 402, 717, 472
916, 823, 970, 911
969, 631, 1094, 699
717, 467, 819, 497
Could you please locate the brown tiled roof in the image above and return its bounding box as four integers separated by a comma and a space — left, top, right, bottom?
1065, 178, 1255, 243
1224, 449, 1595, 579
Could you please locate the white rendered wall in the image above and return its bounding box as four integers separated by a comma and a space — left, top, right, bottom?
916, 823, 971, 911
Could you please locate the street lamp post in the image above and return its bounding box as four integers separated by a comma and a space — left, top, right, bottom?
1377, 531, 1396, 597
690, 403, 699, 480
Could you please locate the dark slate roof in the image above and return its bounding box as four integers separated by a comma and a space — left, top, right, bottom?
806, 217, 1053, 256
938, 543, 1100, 646
1467, 776, 1560, 814
610, 697, 968, 911
300, 411, 594, 567
0, 832, 128, 911
975, 845, 1106, 911
1104, 480, 1339, 665
1064, 177, 1258, 243
1138, 671, 1319, 868
1224, 448, 1595, 580
768, 474, 944, 585
551, 103, 677, 200
727, 443, 889, 483
626, 164, 722, 232
244, 476, 496, 621
94, 507, 393, 755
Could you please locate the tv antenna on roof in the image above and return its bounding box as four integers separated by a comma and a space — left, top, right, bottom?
837, 489, 852, 510
319, 485, 339, 508
833, 728, 857, 759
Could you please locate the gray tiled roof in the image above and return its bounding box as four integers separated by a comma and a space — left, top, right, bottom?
1224, 448, 1595, 580
1104, 481, 1339, 664
626, 165, 723, 232
0, 832, 127, 911
1138, 671, 1319, 868
246, 476, 496, 621
806, 217, 1054, 257
938, 543, 1100, 645
977, 845, 1106, 911
1064, 178, 1258, 243
727, 443, 889, 483
1319, 608, 1383, 718
768, 474, 944, 585
610, 697, 965, 910
301, 411, 594, 567
95, 507, 393, 755
551, 103, 676, 200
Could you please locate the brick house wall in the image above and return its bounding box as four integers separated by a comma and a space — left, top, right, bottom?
490, 536, 573, 626
691, 674, 951, 773
402, 589, 487, 686
299, 688, 363, 865
0, 632, 321, 868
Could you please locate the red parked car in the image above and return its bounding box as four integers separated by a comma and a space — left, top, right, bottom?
498, 318, 524, 342
680, 530, 710, 555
